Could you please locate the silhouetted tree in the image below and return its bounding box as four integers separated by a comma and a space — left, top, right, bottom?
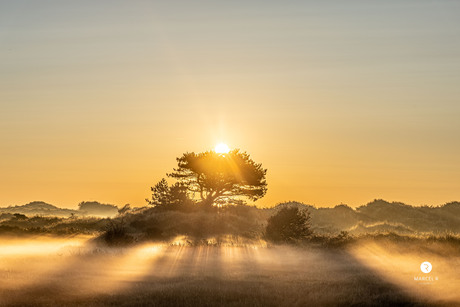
169, 182, 192, 206
168, 149, 267, 207
147, 178, 196, 210
147, 178, 171, 207
265, 207, 312, 243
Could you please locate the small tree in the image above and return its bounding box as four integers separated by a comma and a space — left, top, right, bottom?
168, 149, 267, 207
147, 178, 171, 207
147, 178, 195, 210
168, 182, 192, 207
265, 207, 312, 243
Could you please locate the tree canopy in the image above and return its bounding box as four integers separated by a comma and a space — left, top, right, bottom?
168, 149, 267, 207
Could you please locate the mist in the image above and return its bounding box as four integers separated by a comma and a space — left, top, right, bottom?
1, 234, 458, 306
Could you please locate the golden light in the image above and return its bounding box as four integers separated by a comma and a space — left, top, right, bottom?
215, 143, 230, 154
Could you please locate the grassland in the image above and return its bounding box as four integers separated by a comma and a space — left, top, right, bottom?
0, 235, 458, 306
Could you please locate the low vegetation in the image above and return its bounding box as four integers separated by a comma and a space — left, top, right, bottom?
1, 199, 460, 248
265, 207, 312, 243
1, 197, 459, 307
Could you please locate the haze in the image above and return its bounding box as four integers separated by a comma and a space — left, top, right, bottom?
1, 0, 460, 208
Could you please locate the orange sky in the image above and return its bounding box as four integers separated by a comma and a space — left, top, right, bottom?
1, 1, 460, 208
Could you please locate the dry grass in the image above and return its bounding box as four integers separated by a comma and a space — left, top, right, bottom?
1, 235, 458, 306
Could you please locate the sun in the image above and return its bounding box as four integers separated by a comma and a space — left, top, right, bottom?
215, 143, 230, 154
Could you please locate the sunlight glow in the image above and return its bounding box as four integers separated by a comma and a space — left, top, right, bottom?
215, 143, 230, 154
0, 236, 87, 256
348, 241, 460, 303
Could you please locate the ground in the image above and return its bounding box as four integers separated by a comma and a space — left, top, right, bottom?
0, 235, 458, 306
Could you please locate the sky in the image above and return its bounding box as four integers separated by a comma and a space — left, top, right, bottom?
1, 0, 460, 208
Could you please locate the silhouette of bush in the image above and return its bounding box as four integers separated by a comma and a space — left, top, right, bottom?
101, 205, 135, 245
265, 207, 312, 243
117, 204, 265, 242
13, 213, 28, 220
102, 220, 133, 246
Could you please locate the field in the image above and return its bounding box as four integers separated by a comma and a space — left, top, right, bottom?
0, 235, 459, 306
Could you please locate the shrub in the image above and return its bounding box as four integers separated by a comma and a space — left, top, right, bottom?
102, 220, 133, 246
265, 207, 312, 243
13, 213, 28, 220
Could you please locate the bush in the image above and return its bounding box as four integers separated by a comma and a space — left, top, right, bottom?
13, 213, 28, 220
265, 207, 312, 243
102, 218, 134, 246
